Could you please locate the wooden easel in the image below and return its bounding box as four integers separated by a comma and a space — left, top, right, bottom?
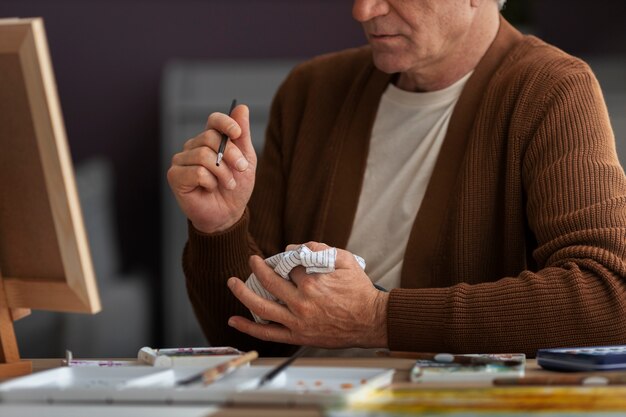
0, 18, 101, 380
0, 270, 32, 379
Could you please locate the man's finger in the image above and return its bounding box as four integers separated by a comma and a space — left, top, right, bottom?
204, 111, 242, 140
334, 248, 362, 269
302, 241, 330, 251
183, 129, 222, 152
227, 316, 296, 344
167, 165, 218, 193
171, 147, 237, 191
250, 255, 299, 303
228, 105, 256, 163
227, 277, 295, 326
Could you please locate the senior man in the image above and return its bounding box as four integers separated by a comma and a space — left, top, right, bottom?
168, 0, 626, 356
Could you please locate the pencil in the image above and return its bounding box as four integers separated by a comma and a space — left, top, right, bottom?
176, 350, 258, 386
377, 351, 523, 367
216, 99, 238, 166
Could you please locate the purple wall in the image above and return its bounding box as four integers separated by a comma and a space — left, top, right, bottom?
2, 1, 365, 287
532, 1, 626, 56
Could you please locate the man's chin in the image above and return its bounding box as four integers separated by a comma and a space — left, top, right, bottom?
370, 52, 406, 75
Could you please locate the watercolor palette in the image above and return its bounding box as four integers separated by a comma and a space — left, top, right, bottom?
0, 365, 394, 406
410, 353, 525, 383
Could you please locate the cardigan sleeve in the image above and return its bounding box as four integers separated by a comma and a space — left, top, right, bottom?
182, 211, 295, 356
182, 72, 301, 357
386, 67, 626, 356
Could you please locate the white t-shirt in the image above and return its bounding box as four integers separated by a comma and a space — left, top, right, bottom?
346, 71, 472, 291
305, 72, 472, 358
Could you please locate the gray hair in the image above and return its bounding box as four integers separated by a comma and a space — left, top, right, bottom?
497, 0, 507, 10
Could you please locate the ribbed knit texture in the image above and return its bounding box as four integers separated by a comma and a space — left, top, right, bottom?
183, 19, 626, 357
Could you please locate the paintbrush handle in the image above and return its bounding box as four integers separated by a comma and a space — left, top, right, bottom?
176, 350, 258, 386
494, 374, 626, 386
381, 351, 523, 367
202, 350, 259, 385
257, 346, 309, 388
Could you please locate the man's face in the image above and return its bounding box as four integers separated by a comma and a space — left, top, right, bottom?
353, 0, 476, 75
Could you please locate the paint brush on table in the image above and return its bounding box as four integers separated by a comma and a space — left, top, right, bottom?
377, 351, 524, 367
177, 350, 258, 386
494, 373, 626, 386
257, 346, 309, 388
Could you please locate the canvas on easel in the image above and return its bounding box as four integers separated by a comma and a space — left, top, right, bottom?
0, 18, 101, 378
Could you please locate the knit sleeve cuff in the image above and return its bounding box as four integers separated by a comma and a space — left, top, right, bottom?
386, 287, 449, 352
185, 209, 251, 274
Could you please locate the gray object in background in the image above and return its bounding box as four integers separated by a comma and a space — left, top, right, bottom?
15, 158, 150, 358
160, 60, 298, 348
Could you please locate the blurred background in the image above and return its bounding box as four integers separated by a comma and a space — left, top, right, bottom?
3, 0, 625, 358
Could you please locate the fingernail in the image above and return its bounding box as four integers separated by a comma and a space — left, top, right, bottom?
235, 158, 248, 171
227, 278, 235, 289
228, 317, 235, 327
226, 178, 236, 190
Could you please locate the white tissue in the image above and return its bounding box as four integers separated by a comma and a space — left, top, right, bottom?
244, 245, 366, 323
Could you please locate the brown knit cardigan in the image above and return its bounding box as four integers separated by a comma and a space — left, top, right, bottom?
183, 18, 626, 357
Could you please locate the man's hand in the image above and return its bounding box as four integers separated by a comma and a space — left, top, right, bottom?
167, 104, 257, 233
226, 242, 389, 348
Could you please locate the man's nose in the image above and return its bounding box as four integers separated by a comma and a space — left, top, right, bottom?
352, 0, 389, 23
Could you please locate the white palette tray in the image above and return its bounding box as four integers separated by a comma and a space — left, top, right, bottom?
0, 365, 394, 406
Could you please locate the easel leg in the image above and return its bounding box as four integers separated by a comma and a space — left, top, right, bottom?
0, 274, 32, 379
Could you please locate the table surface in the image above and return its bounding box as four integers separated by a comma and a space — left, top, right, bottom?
29, 356, 546, 376
0, 357, 578, 417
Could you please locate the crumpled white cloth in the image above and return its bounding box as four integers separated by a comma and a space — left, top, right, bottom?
245, 244, 366, 323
